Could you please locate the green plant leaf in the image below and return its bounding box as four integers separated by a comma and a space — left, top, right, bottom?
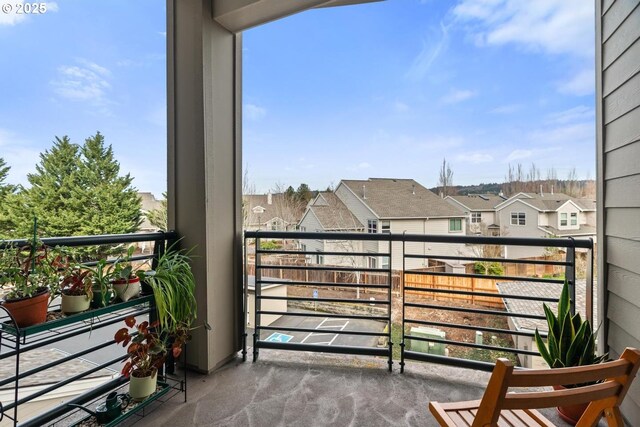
534, 329, 553, 367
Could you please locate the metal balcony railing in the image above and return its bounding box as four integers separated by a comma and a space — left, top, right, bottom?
244, 230, 594, 373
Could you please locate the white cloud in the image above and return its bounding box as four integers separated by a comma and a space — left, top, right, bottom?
557, 68, 595, 96
489, 104, 523, 114
51, 59, 112, 105
357, 162, 371, 169
456, 152, 493, 164
505, 149, 532, 162
406, 22, 450, 81
393, 101, 410, 113
442, 89, 477, 104
546, 105, 594, 125
244, 103, 267, 121
529, 122, 593, 146
453, 0, 595, 59
0, 1, 58, 25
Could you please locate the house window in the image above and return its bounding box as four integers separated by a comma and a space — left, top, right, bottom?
316, 251, 324, 265
570, 212, 577, 226
510, 212, 526, 226
449, 218, 462, 232
381, 220, 390, 234
367, 219, 378, 233
471, 212, 481, 223
560, 213, 567, 226
368, 256, 377, 269
381, 256, 389, 269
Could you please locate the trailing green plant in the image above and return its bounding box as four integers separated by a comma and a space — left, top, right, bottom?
141, 243, 197, 335
111, 246, 139, 282
534, 280, 606, 375
83, 258, 114, 305
0, 243, 64, 300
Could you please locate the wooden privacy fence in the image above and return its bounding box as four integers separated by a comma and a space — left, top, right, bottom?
404, 273, 504, 308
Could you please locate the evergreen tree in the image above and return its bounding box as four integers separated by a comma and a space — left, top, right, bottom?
295, 183, 312, 204
146, 192, 167, 231
3, 133, 141, 239
0, 158, 16, 237
75, 132, 141, 235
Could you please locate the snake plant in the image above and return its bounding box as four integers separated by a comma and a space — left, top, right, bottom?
534, 280, 606, 373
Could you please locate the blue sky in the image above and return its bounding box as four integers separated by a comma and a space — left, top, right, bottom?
1, 1, 595, 197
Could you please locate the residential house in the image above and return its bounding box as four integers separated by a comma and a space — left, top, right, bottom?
298, 192, 365, 266
494, 191, 597, 258
138, 192, 164, 232
243, 193, 301, 231
445, 194, 506, 235
299, 178, 470, 270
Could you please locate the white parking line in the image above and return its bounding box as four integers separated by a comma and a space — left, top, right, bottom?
300, 318, 349, 345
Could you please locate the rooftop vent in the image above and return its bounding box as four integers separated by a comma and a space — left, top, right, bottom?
362, 185, 367, 200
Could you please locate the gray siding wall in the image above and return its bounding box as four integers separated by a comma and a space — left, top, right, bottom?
335, 183, 379, 253
598, 0, 640, 422
497, 201, 546, 258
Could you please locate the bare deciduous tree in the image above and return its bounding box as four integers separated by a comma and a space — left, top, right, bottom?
438, 158, 455, 197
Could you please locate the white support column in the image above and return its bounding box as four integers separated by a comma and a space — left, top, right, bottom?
167, 0, 243, 373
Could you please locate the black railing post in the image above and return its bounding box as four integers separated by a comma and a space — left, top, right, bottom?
253, 236, 261, 362
387, 236, 393, 372
566, 237, 577, 315
400, 233, 406, 374
242, 234, 248, 362
586, 238, 594, 326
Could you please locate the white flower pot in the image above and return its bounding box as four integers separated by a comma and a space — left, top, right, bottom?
129, 369, 157, 401
61, 293, 91, 314
112, 278, 141, 302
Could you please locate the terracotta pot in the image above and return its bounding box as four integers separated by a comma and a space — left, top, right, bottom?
112, 277, 141, 302
1, 288, 50, 328
553, 385, 588, 425
129, 369, 157, 401
61, 293, 91, 314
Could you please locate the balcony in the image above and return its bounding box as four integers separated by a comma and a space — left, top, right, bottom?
1, 230, 595, 426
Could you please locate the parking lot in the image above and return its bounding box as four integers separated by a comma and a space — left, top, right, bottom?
256, 308, 388, 349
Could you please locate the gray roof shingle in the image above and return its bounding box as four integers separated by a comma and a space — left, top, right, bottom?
496, 280, 598, 333
447, 194, 506, 211
308, 192, 364, 230
341, 178, 465, 218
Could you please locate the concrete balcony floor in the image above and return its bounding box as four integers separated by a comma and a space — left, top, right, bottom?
136, 350, 582, 427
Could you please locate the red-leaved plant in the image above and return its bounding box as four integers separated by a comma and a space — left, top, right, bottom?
114, 316, 166, 378
60, 268, 93, 297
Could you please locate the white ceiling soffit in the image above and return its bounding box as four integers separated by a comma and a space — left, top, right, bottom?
213, 0, 383, 33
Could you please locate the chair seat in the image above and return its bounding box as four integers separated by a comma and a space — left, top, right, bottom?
429, 400, 556, 427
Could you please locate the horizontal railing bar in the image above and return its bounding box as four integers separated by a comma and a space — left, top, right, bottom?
405, 334, 539, 356
257, 249, 390, 257
258, 325, 389, 337
258, 295, 391, 305
256, 264, 388, 273
403, 286, 558, 302
245, 231, 593, 249
404, 318, 548, 338
19, 376, 128, 427
0, 337, 123, 388
403, 253, 571, 266
256, 341, 389, 356
81, 254, 154, 267
403, 302, 545, 320
0, 231, 177, 248
0, 307, 151, 358
256, 279, 390, 289
404, 270, 565, 284
257, 310, 389, 321
4, 354, 125, 411
403, 351, 495, 372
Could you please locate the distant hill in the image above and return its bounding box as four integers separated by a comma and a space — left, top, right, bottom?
430, 180, 596, 198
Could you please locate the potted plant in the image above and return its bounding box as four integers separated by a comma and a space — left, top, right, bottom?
534, 280, 607, 425
84, 258, 115, 308
60, 266, 93, 315
114, 316, 166, 401
111, 246, 141, 302
141, 243, 198, 369
0, 244, 60, 327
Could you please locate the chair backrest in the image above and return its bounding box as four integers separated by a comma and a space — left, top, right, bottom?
472, 347, 640, 427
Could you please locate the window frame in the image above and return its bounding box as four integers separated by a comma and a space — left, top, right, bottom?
570, 212, 578, 226
510, 212, 526, 226
367, 219, 378, 234
381, 220, 390, 234
470, 212, 482, 223
560, 212, 568, 226
449, 218, 462, 232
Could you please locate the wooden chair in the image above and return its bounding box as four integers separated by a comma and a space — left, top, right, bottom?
429, 347, 640, 427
